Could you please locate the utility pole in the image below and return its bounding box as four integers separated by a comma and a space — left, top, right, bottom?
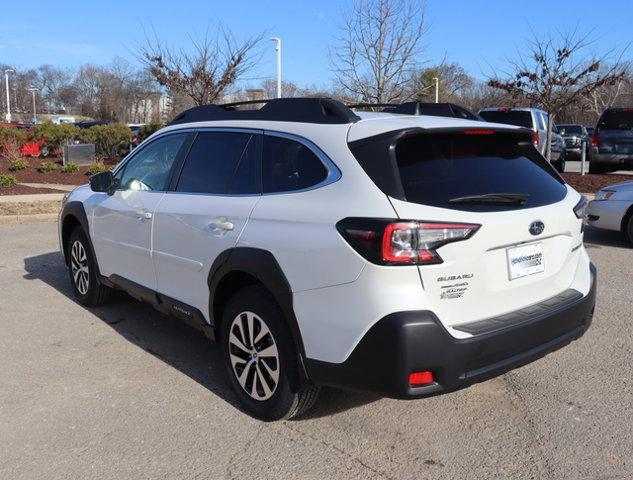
28, 86, 38, 123
432, 77, 439, 103
270, 37, 282, 98
4, 69, 14, 122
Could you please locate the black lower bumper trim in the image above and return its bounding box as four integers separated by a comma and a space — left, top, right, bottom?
305, 263, 597, 399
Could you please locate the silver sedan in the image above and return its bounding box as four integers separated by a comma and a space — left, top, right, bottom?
587, 180, 633, 244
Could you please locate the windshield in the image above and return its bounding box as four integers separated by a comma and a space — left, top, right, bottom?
478, 110, 533, 129
558, 125, 582, 135
598, 110, 633, 130
393, 134, 566, 212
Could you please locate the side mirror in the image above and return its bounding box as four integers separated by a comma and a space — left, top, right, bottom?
90, 171, 115, 194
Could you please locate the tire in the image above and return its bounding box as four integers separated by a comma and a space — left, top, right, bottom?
589, 162, 606, 174
220, 285, 320, 421
625, 215, 633, 246
67, 227, 113, 307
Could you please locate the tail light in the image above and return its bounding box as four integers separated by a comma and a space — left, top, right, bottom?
337, 218, 481, 265
574, 195, 588, 219
533, 130, 540, 148
592, 133, 599, 147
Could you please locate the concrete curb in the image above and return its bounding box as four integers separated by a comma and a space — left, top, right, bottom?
0, 193, 63, 217
0, 213, 58, 225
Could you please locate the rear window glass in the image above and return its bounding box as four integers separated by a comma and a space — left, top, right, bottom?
479, 111, 533, 128
597, 110, 633, 130
558, 125, 582, 135
262, 135, 327, 193
394, 134, 566, 211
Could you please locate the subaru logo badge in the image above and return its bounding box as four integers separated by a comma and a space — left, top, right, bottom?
529, 220, 545, 236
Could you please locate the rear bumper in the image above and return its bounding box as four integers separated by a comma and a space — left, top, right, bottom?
306, 263, 597, 399
591, 152, 633, 166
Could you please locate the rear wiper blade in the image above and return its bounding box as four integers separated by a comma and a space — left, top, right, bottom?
448, 193, 529, 205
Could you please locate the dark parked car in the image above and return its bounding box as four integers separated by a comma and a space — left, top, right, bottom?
590, 108, 633, 173
558, 124, 589, 158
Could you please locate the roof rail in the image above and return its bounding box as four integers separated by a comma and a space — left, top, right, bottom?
169, 97, 360, 125
349, 101, 482, 121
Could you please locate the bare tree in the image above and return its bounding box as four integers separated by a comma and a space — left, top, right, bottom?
138, 25, 266, 106
330, 0, 427, 103
488, 28, 627, 159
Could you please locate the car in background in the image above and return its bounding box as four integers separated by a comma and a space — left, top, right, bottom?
558, 124, 589, 158
75, 121, 109, 129
550, 126, 567, 173
478, 108, 549, 155
127, 123, 145, 149
587, 180, 633, 244
478, 107, 565, 172
590, 108, 633, 174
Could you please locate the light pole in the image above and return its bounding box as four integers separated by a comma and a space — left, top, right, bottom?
270, 37, 282, 98
4, 69, 14, 122
28, 86, 38, 123
432, 77, 439, 103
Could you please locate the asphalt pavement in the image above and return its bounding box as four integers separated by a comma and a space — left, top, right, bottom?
0, 222, 631, 480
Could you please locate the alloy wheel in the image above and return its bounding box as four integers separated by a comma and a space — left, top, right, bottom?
228, 311, 280, 401
70, 240, 89, 295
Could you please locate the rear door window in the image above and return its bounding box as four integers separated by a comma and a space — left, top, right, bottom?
262, 135, 327, 193
598, 110, 633, 130
394, 133, 566, 211
176, 131, 259, 195
478, 111, 533, 129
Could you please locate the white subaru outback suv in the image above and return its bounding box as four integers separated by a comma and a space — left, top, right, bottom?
59, 98, 596, 420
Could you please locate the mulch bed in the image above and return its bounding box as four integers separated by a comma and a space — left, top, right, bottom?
561, 172, 633, 193
0, 156, 119, 186
0, 184, 66, 196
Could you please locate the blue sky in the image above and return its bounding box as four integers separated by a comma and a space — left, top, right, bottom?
0, 0, 631, 89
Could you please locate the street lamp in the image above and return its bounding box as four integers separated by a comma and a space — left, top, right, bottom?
269, 37, 282, 99
27, 86, 38, 123
4, 69, 14, 122
432, 77, 439, 103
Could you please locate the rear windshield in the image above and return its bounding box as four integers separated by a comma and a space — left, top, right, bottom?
394, 134, 566, 211
479, 110, 533, 128
558, 125, 582, 135
597, 110, 633, 130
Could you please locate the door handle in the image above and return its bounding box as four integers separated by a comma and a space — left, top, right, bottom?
135, 210, 153, 220
208, 218, 234, 231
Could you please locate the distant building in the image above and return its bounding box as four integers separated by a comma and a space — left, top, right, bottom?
131, 93, 171, 123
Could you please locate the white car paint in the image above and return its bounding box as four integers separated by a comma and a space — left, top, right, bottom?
60, 111, 592, 365
587, 180, 633, 232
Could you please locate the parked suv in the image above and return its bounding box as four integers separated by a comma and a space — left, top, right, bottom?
590, 108, 633, 173
478, 107, 565, 172
558, 124, 589, 158
59, 98, 596, 420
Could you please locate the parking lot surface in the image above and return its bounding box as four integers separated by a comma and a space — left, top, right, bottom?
0, 222, 631, 480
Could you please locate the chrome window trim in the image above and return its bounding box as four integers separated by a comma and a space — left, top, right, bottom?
114, 126, 342, 197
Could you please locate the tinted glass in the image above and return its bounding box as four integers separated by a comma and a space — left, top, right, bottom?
597, 110, 633, 130
177, 132, 253, 194
479, 111, 533, 128
395, 134, 566, 212
558, 125, 582, 135
262, 135, 327, 193
117, 133, 187, 191
228, 135, 259, 194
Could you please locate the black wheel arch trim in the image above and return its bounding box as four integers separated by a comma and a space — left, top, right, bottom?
207, 247, 308, 367
60, 201, 102, 276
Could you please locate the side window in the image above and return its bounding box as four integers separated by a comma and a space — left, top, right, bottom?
176, 131, 256, 195
262, 135, 328, 193
116, 134, 187, 191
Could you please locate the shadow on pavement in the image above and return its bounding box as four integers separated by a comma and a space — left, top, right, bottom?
584, 227, 631, 250
22, 251, 378, 419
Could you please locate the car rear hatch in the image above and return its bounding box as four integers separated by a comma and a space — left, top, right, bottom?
349, 128, 585, 331
596, 110, 633, 154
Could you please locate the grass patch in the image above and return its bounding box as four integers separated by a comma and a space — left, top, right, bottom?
9, 159, 29, 171
0, 174, 18, 186
37, 161, 57, 173
61, 162, 80, 173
